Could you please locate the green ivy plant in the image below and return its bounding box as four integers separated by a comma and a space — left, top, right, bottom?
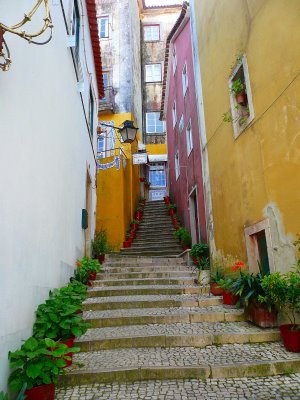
8, 337, 79, 392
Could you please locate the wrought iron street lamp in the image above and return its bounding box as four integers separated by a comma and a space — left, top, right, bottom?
99, 120, 139, 144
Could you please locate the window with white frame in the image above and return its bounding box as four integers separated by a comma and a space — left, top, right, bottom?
98, 16, 109, 39
149, 164, 166, 187
175, 151, 180, 180
172, 45, 177, 74
172, 101, 177, 127
186, 120, 193, 155
228, 54, 254, 139
179, 114, 184, 132
146, 112, 165, 134
182, 62, 188, 95
144, 25, 160, 41
89, 86, 95, 137
71, 0, 80, 57
97, 123, 115, 158
145, 63, 162, 82
101, 71, 110, 101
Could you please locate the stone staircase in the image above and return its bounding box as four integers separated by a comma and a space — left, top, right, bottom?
120, 201, 183, 257
57, 255, 300, 398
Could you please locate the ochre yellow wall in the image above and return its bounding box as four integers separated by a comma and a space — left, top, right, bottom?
194, 0, 300, 268
146, 143, 167, 155
96, 113, 141, 250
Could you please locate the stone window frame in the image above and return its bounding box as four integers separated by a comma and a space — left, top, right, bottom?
228, 54, 255, 139
244, 219, 275, 274
98, 15, 110, 39
143, 24, 160, 42
144, 63, 162, 83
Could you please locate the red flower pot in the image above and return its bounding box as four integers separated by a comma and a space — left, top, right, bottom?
164, 196, 170, 204
172, 219, 178, 227
59, 337, 75, 367
182, 245, 190, 251
25, 384, 55, 400
192, 257, 199, 266
169, 209, 175, 216
130, 231, 136, 239
132, 223, 139, 230
135, 211, 143, 220
144, 184, 150, 189
98, 254, 105, 264
223, 291, 239, 305
89, 271, 97, 281
123, 241, 130, 248
210, 283, 223, 296
280, 324, 300, 352
174, 226, 179, 231
139, 177, 145, 182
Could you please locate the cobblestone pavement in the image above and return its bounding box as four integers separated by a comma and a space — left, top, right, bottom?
55, 374, 300, 399
78, 321, 277, 341
70, 343, 299, 370
83, 305, 241, 319
83, 293, 217, 305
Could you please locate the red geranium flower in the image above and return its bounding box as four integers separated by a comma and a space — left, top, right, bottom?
76, 261, 81, 267
231, 261, 245, 272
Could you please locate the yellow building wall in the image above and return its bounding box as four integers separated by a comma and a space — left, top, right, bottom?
146, 143, 167, 155
96, 113, 141, 250
194, 0, 300, 270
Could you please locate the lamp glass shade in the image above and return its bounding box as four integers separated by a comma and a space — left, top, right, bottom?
119, 120, 138, 143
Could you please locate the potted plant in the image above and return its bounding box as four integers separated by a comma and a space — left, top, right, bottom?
167, 204, 177, 216
210, 267, 224, 296
139, 177, 145, 182
196, 257, 210, 285
260, 270, 300, 351
181, 230, 192, 250
190, 243, 209, 266
144, 179, 150, 189
163, 196, 170, 205
130, 219, 140, 231
92, 230, 109, 263
220, 277, 239, 305
8, 337, 79, 400
139, 197, 146, 206
75, 257, 101, 283
231, 78, 247, 105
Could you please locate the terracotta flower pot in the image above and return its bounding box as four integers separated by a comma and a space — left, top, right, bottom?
236, 92, 247, 105
252, 306, 277, 328
280, 324, 300, 352
59, 337, 75, 367
25, 384, 55, 400
210, 283, 223, 296
98, 254, 105, 264
223, 291, 239, 305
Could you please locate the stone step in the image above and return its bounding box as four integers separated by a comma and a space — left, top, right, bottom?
87, 284, 209, 298
97, 271, 195, 279
125, 243, 181, 249
101, 265, 192, 273
119, 250, 182, 257
82, 294, 221, 311
76, 322, 280, 351
121, 246, 182, 254
55, 374, 300, 399
91, 277, 195, 287
82, 305, 245, 328
59, 342, 300, 386
106, 256, 184, 264
131, 240, 180, 247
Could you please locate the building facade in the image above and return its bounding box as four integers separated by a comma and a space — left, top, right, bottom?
0, 0, 103, 390
139, 1, 181, 201
95, 0, 142, 250
190, 0, 300, 272
160, 2, 207, 244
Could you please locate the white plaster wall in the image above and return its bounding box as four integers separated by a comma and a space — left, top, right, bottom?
0, 0, 99, 390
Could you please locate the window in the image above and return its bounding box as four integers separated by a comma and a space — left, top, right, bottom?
175, 151, 180, 180
182, 62, 188, 95
228, 54, 254, 138
145, 64, 162, 82
101, 71, 109, 100
97, 123, 115, 158
144, 25, 160, 41
146, 112, 165, 134
172, 101, 177, 127
186, 121, 193, 155
149, 166, 166, 187
98, 16, 109, 39
179, 114, 184, 132
71, 0, 80, 55
172, 45, 177, 74
89, 86, 95, 137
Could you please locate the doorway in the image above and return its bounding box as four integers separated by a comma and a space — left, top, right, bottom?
189, 187, 200, 244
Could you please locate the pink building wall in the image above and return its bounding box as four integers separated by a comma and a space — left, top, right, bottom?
166, 19, 207, 242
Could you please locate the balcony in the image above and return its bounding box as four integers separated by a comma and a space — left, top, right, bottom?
98, 86, 115, 113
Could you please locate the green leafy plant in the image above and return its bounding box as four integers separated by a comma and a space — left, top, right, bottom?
92, 230, 109, 257
190, 243, 209, 259
219, 277, 235, 293
231, 271, 264, 307
210, 267, 224, 284
0, 392, 8, 400
130, 219, 140, 226
74, 257, 101, 285
167, 204, 177, 211
33, 289, 91, 340
230, 53, 243, 71
231, 78, 245, 95
173, 227, 186, 240
181, 230, 192, 247
258, 272, 288, 312
8, 337, 79, 392
222, 111, 232, 123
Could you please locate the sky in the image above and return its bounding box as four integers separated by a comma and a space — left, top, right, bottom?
145, 0, 183, 6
